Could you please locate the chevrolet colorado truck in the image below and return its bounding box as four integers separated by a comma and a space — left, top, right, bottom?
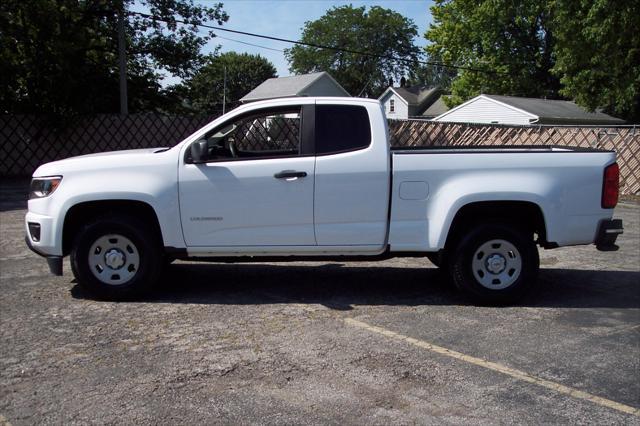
25, 97, 623, 304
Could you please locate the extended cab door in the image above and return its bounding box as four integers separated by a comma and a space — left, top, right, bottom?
313, 101, 390, 247
179, 105, 316, 247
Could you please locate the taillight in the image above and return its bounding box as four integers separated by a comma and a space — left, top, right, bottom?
602, 162, 619, 208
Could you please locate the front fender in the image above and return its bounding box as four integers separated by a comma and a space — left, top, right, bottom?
28, 169, 183, 256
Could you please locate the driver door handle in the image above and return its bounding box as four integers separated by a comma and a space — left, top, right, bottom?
274, 170, 307, 179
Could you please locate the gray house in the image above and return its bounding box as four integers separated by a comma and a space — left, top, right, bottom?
240, 71, 350, 103
378, 86, 449, 119
434, 94, 625, 125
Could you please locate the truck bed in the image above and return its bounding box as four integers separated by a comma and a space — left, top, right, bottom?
388, 147, 616, 252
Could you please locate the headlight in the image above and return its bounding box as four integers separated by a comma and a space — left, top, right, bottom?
29, 176, 62, 199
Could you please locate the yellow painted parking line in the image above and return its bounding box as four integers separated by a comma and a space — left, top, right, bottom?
344, 318, 640, 417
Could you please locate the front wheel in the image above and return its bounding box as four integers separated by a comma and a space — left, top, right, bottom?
426, 252, 442, 268
449, 224, 539, 305
70, 215, 162, 300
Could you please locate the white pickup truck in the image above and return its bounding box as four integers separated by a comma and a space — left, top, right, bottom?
25, 97, 623, 304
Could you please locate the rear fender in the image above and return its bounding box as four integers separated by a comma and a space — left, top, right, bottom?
428, 174, 555, 249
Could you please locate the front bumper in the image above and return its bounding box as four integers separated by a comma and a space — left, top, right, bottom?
25, 235, 63, 276
595, 219, 623, 251
25, 208, 64, 275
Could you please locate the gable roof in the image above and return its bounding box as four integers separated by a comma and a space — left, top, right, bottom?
420, 95, 449, 118
398, 86, 439, 106
240, 71, 350, 102
379, 86, 448, 117
484, 95, 625, 124
436, 94, 624, 124
380, 86, 440, 106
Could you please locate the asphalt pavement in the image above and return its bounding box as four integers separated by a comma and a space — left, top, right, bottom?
1, 180, 639, 424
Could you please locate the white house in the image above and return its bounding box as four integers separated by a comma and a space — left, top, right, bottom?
378, 86, 449, 120
240, 71, 350, 103
433, 94, 624, 125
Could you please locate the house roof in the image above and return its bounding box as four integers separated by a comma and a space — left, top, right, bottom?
482, 95, 625, 124
421, 95, 449, 118
240, 71, 350, 102
379, 85, 448, 117
384, 86, 440, 106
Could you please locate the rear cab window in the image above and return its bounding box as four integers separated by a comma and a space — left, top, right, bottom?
315, 105, 371, 155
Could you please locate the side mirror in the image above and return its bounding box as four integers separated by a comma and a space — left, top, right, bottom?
190, 140, 208, 163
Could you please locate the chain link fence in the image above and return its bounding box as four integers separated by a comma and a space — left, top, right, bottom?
1, 114, 638, 194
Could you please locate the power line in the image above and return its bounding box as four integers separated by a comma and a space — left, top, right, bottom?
215, 34, 284, 53
127, 11, 500, 75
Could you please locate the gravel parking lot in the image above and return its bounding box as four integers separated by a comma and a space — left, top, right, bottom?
1, 180, 639, 424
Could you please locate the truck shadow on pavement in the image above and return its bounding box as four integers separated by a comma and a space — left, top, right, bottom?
70, 262, 640, 309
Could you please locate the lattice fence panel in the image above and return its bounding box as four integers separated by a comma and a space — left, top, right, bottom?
233, 116, 300, 151
1, 115, 638, 195
0, 114, 215, 177
389, 120, 639, 195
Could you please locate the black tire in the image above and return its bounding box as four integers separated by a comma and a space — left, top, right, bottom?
426, 252, 442, 267
70, 214, 162, 300
449, 223, 539, 305
426, 251, 450, 277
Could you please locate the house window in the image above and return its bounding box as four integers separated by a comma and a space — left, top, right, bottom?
390, 99, 395, 113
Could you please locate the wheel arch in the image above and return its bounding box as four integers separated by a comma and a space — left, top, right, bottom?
443, 200, 549, 252
62, 200, 163, 256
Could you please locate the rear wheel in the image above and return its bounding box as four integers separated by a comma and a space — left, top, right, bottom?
70, 215, 162, 300
449, 224, 539, 305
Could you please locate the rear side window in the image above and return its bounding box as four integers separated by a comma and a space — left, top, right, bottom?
315, 105, 371, 155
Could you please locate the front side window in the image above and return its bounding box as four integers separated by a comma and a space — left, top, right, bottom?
315, 105, 371, 155
198, 108, 301, 161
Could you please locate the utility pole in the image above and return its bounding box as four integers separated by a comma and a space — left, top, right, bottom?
118, 7, 128, 115
222, 65, 227, 114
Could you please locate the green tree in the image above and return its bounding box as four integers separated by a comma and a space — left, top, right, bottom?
551, 0, 640, 122
0, 0, 228, 114
285, 5, 420, 97
407, 53, 457, 89
426, 0, 559, 107
180, 52, 277, 114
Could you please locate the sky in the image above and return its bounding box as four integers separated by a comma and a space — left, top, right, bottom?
153, 0, 434, 85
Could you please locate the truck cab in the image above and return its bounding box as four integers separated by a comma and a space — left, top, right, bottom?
179, 98, 390, 253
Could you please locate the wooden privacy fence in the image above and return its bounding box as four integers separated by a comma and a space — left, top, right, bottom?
1, 114, 638, 194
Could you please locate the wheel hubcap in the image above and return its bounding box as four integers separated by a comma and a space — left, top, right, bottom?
104, 249, 126, 270
486, 254, 506, 274
88, 234, 140, 285
471, 239, 522, 290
